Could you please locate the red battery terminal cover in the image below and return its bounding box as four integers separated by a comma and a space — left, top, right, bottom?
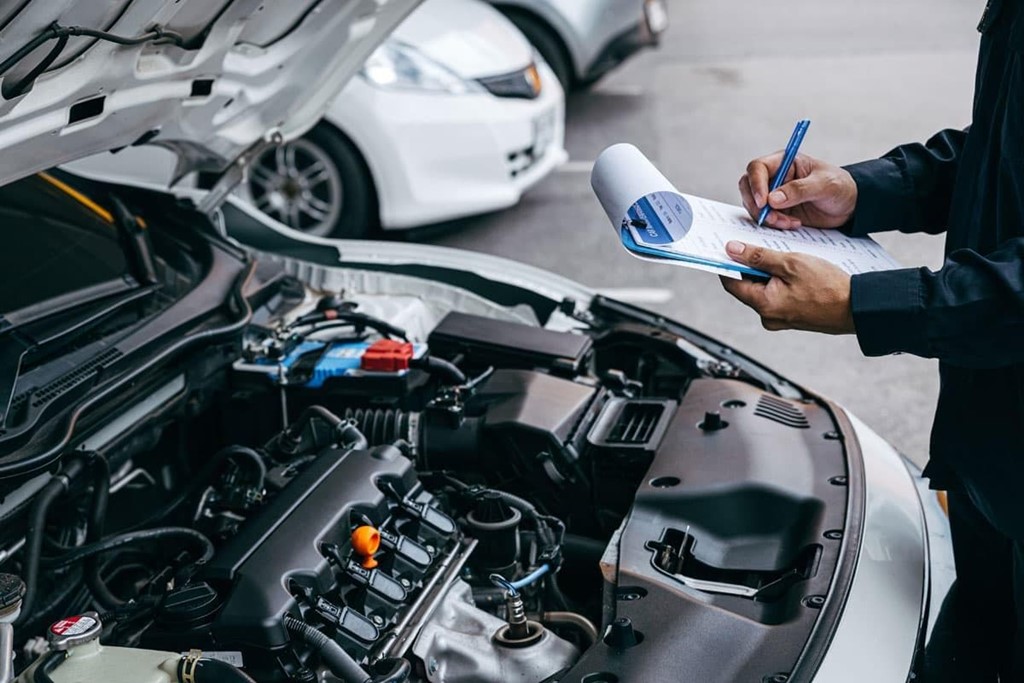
360, 339, 414, 372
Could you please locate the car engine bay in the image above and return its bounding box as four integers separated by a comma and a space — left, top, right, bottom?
0, 272, 853, 683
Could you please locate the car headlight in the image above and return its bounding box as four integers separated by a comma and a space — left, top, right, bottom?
361, 41, 483, 95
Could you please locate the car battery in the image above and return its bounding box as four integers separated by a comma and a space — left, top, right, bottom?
235, 339, 431, 399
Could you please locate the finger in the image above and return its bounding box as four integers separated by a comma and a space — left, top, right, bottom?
768, 176, 828, 211
745, 152, 783, 207
762, 210, 802, 230
738, 176, 759, 219
724, 241, 792, 276
721, 275, 768, 311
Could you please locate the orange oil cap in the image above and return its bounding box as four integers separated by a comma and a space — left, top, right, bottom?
351, 525, 381, 569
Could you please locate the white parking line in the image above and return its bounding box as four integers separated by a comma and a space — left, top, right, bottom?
557, 160, 595, 173
596, 288, 674, 304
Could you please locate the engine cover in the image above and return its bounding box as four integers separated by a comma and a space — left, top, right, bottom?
194, 444, 457, 654
567, 379, 851, 682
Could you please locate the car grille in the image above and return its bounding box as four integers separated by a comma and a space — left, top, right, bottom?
506, 144, 543, 178
477, 63, 542, 99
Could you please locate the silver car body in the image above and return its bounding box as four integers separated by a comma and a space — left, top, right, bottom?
489, 0, 665, 81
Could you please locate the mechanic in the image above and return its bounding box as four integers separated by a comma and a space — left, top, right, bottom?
721, 1, 1024, 680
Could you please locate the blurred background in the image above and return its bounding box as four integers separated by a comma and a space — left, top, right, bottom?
421, 0, 982, 467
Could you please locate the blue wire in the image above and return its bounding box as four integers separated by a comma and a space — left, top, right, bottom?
509, 563, 550, 591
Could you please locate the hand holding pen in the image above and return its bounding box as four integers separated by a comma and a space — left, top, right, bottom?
737, 121, 859, 231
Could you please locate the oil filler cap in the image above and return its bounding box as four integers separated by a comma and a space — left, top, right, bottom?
47, 611, 102, 651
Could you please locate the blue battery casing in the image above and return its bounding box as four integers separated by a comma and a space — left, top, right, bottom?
265, 341, 426, 388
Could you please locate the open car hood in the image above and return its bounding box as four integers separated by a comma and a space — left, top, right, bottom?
0, 0, 419, 187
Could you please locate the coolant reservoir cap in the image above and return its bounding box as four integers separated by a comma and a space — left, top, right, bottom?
48, 611, 102, 651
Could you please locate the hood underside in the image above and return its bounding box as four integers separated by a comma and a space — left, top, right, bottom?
0, 0, 419, 188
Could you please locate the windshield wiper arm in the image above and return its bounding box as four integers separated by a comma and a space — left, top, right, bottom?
0, 286, 156, 427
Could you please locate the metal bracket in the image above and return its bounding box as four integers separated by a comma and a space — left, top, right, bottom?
197, 130, 283, 215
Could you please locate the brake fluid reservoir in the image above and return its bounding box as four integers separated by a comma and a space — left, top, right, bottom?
17, 613, 178, 683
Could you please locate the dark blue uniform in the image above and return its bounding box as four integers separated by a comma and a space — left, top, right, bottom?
844, 1, 1024, 677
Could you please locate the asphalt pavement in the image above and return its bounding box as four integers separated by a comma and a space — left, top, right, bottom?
421, 0, 984, 466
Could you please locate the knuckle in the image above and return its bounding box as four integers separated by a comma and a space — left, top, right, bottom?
747, 247, 765, 265
822, 174, 837, 194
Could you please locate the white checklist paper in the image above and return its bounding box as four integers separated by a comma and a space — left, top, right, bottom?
591, 143, 901, 279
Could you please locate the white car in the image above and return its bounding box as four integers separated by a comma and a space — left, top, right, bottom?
65, 0, 567, 238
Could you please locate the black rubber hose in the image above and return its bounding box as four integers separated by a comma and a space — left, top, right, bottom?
411, 357, 467, 386
81, 453, 124, 609
369, 658, 411, 683
337, 420, 369, 451
16, 458, 87, 625
284, 615, 370, 683
176, 657, 257, 683
562, 534, 606, 565
124, 445, 268, 533
32, 651, 67, 683
213, 445, 267, 489
41, 527, 214, 570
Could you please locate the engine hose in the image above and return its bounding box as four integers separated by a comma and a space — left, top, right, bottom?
343, 409, 413, 447
125, 445, 269, 533
337, 421, 369, 451
80, 452, 124, 609
368, 658, 411, 683
284, 615, 370, 683
410, 357, 467, 386
32, 651, 67, 683
542, 611, 598, 648
41, 527, 214, 570
212, 446, 267, 490
16, 457, 87, 626
176, 657, 256, 683
278, 405, 350, 455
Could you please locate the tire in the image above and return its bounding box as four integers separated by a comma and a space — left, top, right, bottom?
244, 122, 376, 239
500, 10, 574, 93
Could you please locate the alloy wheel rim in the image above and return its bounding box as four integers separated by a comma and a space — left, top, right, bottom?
246, 138, 343, 237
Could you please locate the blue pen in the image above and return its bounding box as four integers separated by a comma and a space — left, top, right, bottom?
757, 119, 811, 226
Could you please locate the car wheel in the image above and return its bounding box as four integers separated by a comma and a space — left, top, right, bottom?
501, 11, 574, 92
245, 123, 376, 239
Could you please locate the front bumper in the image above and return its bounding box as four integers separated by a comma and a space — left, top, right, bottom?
328, 61, 567, 230
809, 409, 936, 682
584, 0, 668, 83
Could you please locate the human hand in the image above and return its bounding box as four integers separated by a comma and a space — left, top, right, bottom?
719, 241, 855, 334
739, 152, 857, 230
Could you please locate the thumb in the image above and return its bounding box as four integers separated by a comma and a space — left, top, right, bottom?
768, 176, 826, 210
725, 241, 789, 275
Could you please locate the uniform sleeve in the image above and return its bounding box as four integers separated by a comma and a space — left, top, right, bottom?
842, 128, 968, 237
851, 239, 1024, 368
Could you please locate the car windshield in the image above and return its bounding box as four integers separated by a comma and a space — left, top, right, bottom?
0, 173, 130, 316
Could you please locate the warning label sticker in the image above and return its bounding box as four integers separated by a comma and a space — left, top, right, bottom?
50, 615, 97, 637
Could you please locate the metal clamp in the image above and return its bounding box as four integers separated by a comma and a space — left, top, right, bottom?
181, 649, 203, 683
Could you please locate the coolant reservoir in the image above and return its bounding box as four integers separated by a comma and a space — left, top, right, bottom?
18, 613, 179, 683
